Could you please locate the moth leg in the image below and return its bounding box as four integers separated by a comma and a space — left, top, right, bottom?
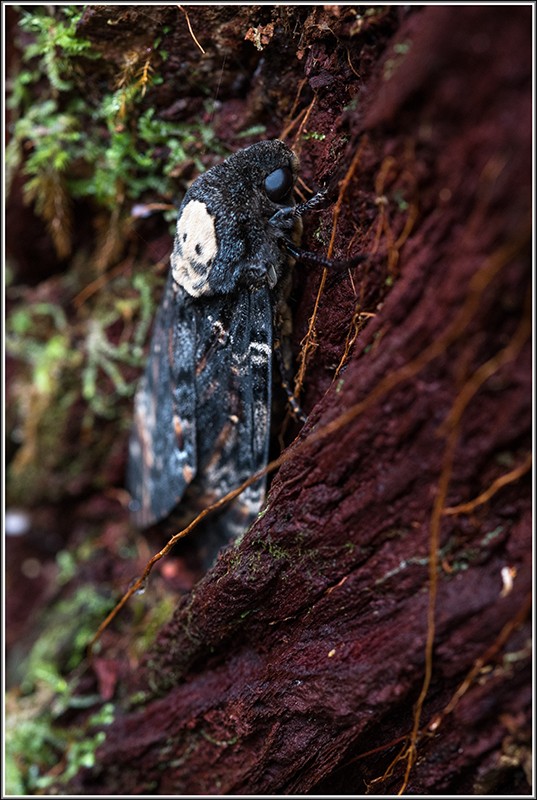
284, 239, 368, 271
273, 296, 307, 423
273, 337, 306, 423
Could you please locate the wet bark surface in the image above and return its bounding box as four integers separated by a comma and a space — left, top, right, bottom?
6, 5, 531, 795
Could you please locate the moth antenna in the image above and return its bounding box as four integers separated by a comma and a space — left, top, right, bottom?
273, 189, 366, 270
293, 189, 329, 217
269, 189, 329, 226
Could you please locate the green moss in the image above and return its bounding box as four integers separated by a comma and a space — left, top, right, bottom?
343, 97, 359, 113
264, 539, 291, 561
127, 689, 151, 708
5, 582, 118, 793
375, 523, 508, 587
237, 124, 267, 139
302, 130, 326, 141
20, 7, 95, 78
480, 525, 504, 546
5, 267, 163, 504
392, 188, 409, 211
5, 691, 115, 793
8, 6, 227, 256
22, 586, 116, 691
383, 39, 412, 82
56, 549, 78, 585
200, 728, 239, 747
130, 593, 176, 657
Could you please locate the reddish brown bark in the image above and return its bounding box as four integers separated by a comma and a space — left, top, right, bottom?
70, 5, 531, 796
6, 4, 531, 795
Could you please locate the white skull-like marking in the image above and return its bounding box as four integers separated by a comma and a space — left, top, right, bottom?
171, 200, 219, 297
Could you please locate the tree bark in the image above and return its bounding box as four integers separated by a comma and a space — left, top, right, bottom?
72, 5, 531, 796
6, 4, 531, 795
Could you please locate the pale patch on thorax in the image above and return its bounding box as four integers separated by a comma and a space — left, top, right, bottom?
171, 199, 218, 297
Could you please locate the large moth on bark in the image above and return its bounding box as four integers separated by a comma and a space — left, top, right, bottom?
128, 140, 310, 564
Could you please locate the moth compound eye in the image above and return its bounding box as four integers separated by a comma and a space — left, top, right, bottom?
264, 166, 294, 204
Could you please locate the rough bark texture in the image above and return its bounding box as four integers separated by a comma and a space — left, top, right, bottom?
6, 4, 531, 796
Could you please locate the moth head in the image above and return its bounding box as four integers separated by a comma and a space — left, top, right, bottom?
171, 140, 301, 297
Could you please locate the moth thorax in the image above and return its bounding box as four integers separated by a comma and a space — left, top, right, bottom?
171, 199, 218, 297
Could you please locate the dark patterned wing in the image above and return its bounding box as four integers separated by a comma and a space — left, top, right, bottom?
127, 273, 197, 527
190, 286, 273, 542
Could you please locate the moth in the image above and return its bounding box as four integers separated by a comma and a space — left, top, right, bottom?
127, 140, 334, 564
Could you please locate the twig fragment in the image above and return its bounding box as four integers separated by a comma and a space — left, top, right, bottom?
444, 453, 532, 516
178, 5, 205, 54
